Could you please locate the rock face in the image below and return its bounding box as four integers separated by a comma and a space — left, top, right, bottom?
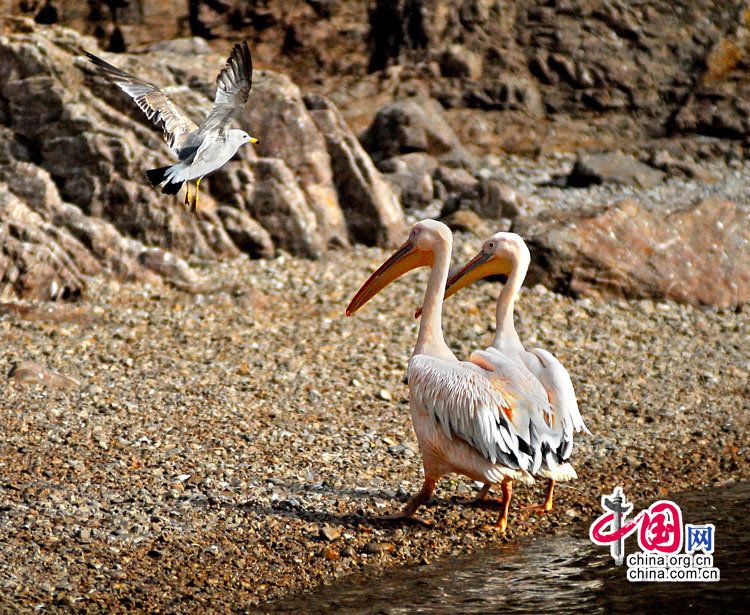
0, 20, 404, 299
367, 0, 729, 127
10, 1, 750, 150
7, 0, 374, 89
6, 0, 188, 51
0, 184, 89, 301
673, 5, 750, 142
305, 94, 406, 247
368, 0, 543, 117
515, 199, 750, 308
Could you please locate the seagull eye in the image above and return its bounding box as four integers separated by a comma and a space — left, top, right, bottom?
487, 242, 495, 249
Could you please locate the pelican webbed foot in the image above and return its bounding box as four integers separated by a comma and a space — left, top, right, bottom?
523, 479, 555, 514
457, 483, 497, 507
378, 477, 436, 527
480, 521, 508, 533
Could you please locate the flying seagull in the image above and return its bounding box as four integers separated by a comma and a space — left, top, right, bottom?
85, 42, 258, 209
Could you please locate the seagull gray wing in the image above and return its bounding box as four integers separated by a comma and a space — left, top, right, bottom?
198, 41, 253, 135
85, 52, 199, 154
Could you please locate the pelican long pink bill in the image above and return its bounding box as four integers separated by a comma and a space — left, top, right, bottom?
346, 233, 434, 316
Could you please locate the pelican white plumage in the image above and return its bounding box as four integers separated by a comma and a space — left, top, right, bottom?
441, 232, 589, 513
346, 220, 548, 531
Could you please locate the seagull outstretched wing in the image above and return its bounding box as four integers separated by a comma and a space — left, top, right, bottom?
198, 41, 253, 135
84, 51, 198, 154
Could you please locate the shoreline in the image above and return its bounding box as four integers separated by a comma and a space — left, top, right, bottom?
262, 481, 750, 613
1, 248, 748, 610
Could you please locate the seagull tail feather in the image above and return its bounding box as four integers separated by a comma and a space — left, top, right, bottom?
146, 166, 182, 195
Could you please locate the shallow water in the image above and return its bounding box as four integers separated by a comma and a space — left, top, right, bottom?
268, 482, 749, 614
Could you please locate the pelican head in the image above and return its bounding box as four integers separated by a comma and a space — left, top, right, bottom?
411, 231, 530, 318
346, 220, 451, 316
444, 231, 529, 300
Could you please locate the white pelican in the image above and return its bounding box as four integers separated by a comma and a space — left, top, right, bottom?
347, 220, 549, 531
439, 232, 589, 513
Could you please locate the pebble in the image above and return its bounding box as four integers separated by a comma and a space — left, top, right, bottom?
377, 389, 392, 401
319, 526, 342, 542
363, 541, 396, 555
322, 546, 341, 561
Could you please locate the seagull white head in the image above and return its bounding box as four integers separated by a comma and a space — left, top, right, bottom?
230, 129, 259, 147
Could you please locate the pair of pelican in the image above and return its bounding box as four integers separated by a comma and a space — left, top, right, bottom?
346, 221, 589, 531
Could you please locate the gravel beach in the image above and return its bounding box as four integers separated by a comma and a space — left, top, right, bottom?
1, 217, 748, 610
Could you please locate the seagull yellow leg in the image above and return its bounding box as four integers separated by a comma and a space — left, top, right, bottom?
192, 177, 202, 211
184, 184, 191, 206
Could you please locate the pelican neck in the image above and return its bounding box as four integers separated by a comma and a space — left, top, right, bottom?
491, 252, 527, 354
414, 238, 455, 361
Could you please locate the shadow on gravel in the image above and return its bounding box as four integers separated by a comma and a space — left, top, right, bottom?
227, 478, 467, 529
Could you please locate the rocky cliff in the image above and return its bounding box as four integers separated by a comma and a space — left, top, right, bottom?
10, 1, 750, 150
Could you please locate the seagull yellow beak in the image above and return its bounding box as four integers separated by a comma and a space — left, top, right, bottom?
346, 237, 433, 316
250, 137, 259, 144
414, 250, 512, 318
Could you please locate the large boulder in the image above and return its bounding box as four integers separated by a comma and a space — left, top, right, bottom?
566, 153, 665, 189
305, 94, 405, 247
0, 186, 91, 301
376, 152, 438, 212
515, 198, 750, 309
361, 97, 470, 163
0, 157, 205, 296
241, 71, 348, 249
